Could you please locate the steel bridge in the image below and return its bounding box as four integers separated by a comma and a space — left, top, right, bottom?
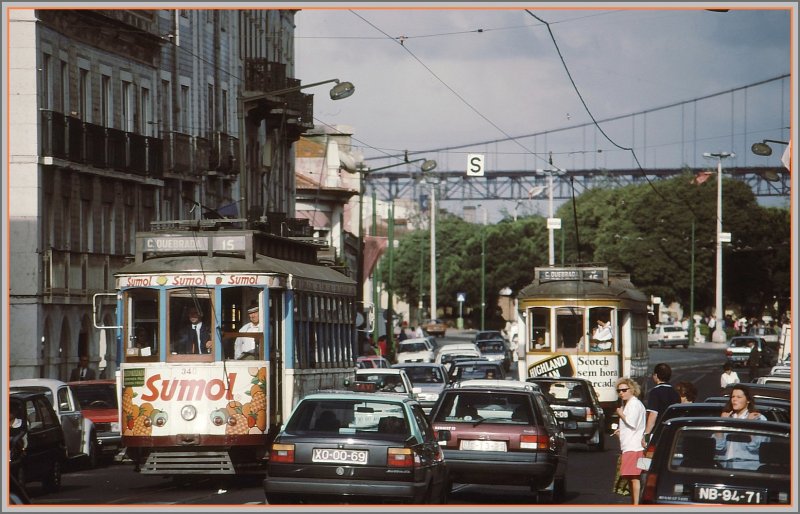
364, 166, 790, 204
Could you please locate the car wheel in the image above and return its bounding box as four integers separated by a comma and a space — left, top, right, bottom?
87, 433, 99, 469
535, 487, 554, 504
42, 459, 62, 493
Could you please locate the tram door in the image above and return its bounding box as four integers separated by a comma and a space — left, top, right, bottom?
268, 290, 283, 431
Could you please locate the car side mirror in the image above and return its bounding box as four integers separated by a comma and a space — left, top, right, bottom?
437, 429, 451, 442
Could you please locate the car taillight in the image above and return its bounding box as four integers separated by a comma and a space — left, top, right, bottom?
387, 447, 417, 468
640, 471, 658, 503
270, 443, 295, 463
520, 434, 550, 450
644, 441, 656, 459
725, 349, 732, 357
585, 407, 595, 422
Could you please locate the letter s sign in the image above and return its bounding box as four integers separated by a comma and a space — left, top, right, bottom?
466, 154, 485, 177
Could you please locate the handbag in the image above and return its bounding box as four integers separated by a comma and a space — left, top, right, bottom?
612, 454, 631, 496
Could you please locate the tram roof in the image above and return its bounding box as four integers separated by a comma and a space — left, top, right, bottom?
518, 273, 648, 304
118, 254, 355, 286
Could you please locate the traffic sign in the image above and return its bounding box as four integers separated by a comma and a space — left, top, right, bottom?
466, 154, 484, 177
457, 292, 466, 302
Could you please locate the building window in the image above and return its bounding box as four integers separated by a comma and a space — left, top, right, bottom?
121, 81, 134, 132
79, 67, 90, 122
160, 79, 171, 133
42, 53, 52, 110
180, 85, 190, 132
221, 89, 228, 132
140, 86, 152, 136
101, 75, 111, 127
60, 60, 69, 114
207, 83, 215, 133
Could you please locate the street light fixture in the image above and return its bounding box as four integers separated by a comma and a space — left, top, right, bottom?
238, 78, 355, 219
750, 139, 788, 182
702, 151, 735, 344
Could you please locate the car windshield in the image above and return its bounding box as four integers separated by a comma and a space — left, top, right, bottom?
664, 327, 684, 333
669, 427, 789, 476
451, 363, 502, 381
71, 384, 118, 409
731, 339, 755, 348
433, 391, 534, 424
477, 341, 505, 353
536, 381, 590, 405
399, 342, 429, 353
400, 366, 445, 384
357, 373, 407, 393
285, 399, 409, 439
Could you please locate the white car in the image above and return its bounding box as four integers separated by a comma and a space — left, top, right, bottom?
353, 368, 420, 400
395, 337, 435, 364
434, 342, 481, 366
10, 378, 97, 466
647, 324, 689, 348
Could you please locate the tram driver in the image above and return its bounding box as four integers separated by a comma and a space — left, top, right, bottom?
234, 304, 261, 360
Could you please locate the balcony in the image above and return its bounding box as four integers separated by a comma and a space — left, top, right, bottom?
209, 131, 239, 174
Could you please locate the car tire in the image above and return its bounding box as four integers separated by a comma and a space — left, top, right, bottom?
87, 433, 99, 469
42, 459, 62, 493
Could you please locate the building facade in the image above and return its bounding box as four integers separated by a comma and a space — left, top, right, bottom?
7, 8, 307, 379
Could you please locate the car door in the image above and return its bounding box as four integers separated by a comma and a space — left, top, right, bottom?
55, 385, 83, 457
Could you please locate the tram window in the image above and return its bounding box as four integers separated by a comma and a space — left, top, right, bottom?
589, 307, 614, 352
168, 288, 214, 358
529, 308, 550, 352
125, 289, 159, 359
556, 307, 584, 351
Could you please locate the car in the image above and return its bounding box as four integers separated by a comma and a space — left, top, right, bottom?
647, 324, 689, 348
9, 392, 68, 493
391, 363, 448, 414
429, 379, 568, 503
526, 377, 606, 451
769, 362, 791, 377
446, 359, 506, 384
10, 378, 96, 466
475, 337, 512, 371
746, 325, 779, 344
644, 402, 791, 465
704, 395, 791, 420
356, 355, 391, 369
473, 330, 506, 344
753, 375, 790, 387
725, 336, 778, 368
639, 417, 790, 505
353, 368, 420, 399
263, 390, 450, 504
68, 379, 122, 464
422, 319, 448, 338
394, 337, 435, 364
434, 343, 481, 367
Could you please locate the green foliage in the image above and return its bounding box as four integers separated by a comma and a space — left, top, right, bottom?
381, 175, 790, 320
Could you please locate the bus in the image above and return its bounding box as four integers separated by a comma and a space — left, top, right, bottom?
516, 266, 650, 428
94, 220, 358, 475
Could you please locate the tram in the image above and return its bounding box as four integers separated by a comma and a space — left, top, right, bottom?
516, 266, 650, 427
94, 220, 357, 475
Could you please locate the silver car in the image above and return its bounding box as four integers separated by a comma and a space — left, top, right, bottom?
392, 363, 448, 413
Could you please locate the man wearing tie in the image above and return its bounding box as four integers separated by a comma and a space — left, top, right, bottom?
176, 307, 212, 354
69, 355, 97, 381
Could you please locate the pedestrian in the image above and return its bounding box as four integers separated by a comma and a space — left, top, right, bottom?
377, 335, 388, 358
715, 385, 767, 470
414, 325, 425, 338
234, 304, 261, 359
720, 362, 740, 391
175, 306, 212, 354
613, 377, 647, 505
746, 340, 761, 381
674, 381, 697, 403
69, 355, 96, 381
642, 363, 681, 447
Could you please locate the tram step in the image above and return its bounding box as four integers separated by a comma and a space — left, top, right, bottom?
141, 451, 235, 474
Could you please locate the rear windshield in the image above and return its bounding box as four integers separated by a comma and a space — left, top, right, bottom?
477, 341, 505, 353
664, 326, 685, 333
399, 342, 429, 353
285, 399, 409, 439
536, 381, 591, 405
72, 384, 119, 409
400, 366, 445, 384
450, 363, 504, 381
356, 373, 407, 393
433, 391, 535, 424
668, 426, 789, 476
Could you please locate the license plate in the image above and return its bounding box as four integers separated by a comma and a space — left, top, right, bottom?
459, 440, 507, 452
560, 420, 577, 430
694, 485, 767, 504
553, 410, 569, 419
312, 448, 368, 465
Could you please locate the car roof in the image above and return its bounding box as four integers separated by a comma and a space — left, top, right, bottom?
662, 416, 790, 433
397, 338, 432, 346
722, 382, 791, 400
356, 368, 406, 376
392, 362, 444, 369
301, 390, 413, 403
10, 390, 51, 401
450, 379, 540, 392
67, 379, 115, 386
527, 376, 595, 385
10, 378, 69, 388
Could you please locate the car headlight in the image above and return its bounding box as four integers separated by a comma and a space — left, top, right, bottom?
417, 392, 440, 402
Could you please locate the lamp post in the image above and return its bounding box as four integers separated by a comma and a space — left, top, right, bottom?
751, 139, 789, 182
536, 166, 562, 266
702, 151, 734, 344
478, 204, 487, 331
424, 172, 441, 322
238, 78, 354, 220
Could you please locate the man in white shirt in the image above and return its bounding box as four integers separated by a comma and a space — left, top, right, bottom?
234, 305, 261, 359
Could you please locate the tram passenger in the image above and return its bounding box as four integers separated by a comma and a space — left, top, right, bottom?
234, 304, 261, 360
176, 307, 212, 354
591, 319, 613, 351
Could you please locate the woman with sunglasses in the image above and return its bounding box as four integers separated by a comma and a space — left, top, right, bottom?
613, 377, 646, 504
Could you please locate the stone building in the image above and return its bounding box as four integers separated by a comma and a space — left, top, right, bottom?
7, 8, 311, 379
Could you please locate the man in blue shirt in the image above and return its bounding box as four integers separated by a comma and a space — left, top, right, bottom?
642, 362, 681, 445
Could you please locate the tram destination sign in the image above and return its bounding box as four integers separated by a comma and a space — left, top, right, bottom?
536, 267, 607, 283
143, 235, 247, 253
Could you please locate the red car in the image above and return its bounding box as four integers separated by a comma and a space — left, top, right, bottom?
68, 379, 122, 465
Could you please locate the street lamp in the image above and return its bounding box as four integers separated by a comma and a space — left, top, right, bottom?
422, 170, 441, 321
702, 151, 735, 344
751, 139, 788, 182
238, 78, 355, 219
477, 204, 488, 331
536, 165, 564, 266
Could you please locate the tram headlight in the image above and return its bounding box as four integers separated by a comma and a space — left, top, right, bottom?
210, 409, 228, 426
181, 405, 197, 421
152, 411, 168, 427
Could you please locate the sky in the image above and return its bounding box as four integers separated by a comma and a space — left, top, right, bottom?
294, 4, 796, 177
